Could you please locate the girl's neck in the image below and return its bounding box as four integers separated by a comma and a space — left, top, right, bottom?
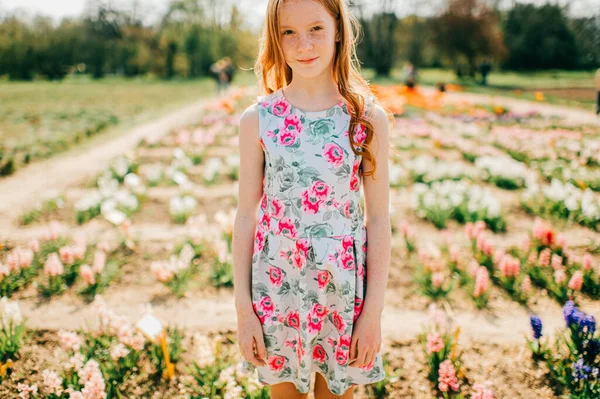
283, 72, 341, 111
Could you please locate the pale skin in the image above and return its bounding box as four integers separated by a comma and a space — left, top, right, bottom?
232, 1, 391, 398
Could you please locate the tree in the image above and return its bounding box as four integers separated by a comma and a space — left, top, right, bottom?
503, 3, 578, 70
430, 0, 506, 78
356, 0, 400, 77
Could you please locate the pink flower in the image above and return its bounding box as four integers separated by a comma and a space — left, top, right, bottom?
551, 254, 563, 270
310, 180, 332, 200
301, 190, 323, 214
532, 218, 555, 247
268, 265, 283, 287
323, 143, 344, 167
271, 198, 284, 219
499, 254, 520, 278
307, 316, 324, 335
438, 359, 460, 392
313, 344, 326, 363
349, 160, 360, 191
557, 234, 567, 249
339, 251, 356, 270
426, 332, 444, 353
268, 355, 286, 372
317, 270, 330, 289
311, 303, 328, 319
259, 295, 276, 316
92, 250, 106, 274
473, 267, 489, 298
283, 114, 303, 134
44, 253, 64, 277
58, 330, 83, 352
276, 217, 298, 238
286, 311, 300, 329
278, 128, 298, 146
80, 265, 96, 285
296, 238, 309, 257
353, 123, 367, 145
331, 310, 346, 334
582, 253, 592, 271
353, 297, 364, 321
520, 275, 532, 293
59, 246, 75, 265
554, 269, 567, 285
291, 249, 306, 270
449, 245, 461, 263
42, 369, 63, 396
568, 270, 583, 291
343, 200, 352, 218
520, 236, 531, 252
538, 248, 551, 267
17, 383, 38, 399
151, 261, 172, 282
110, 343, 130, 361
272, 98, 291, 117
432, 272, 445, 288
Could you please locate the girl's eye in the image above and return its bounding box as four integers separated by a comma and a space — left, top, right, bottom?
282, 30, 293, 35
312, 26, 323, 31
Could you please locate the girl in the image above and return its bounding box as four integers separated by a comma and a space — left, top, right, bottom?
232, 0, 392, 398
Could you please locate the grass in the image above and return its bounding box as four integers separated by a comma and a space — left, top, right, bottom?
0, 75, 219, 175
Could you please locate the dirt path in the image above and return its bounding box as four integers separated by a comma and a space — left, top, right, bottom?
0, 96, 215, 225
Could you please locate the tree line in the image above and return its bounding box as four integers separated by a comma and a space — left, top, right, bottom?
0, 0, 598, 81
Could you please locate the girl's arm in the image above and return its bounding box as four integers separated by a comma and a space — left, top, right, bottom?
232, 104, 264, 314
361, 104, 392, 316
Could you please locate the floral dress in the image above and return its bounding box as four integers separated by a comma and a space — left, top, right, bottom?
240, 88, 385, 395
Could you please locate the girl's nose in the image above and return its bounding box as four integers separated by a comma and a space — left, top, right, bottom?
297, 34, 313, 51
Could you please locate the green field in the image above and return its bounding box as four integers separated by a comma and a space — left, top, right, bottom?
0, 76, 219, 175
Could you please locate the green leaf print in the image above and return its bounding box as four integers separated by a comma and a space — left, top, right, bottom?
277, 281, 291, 296
339, 280, 352, 296
259, 108, 267, 118
264, 334, 278, 348
326, 107, 336, 118
267, 325, 277, 334
255, 283, 270, 296
297, 166, 320, 187
303, 223, 334, 237
323, 210, 333, 221
279, 367, 292, 378
305, 291, 319, 306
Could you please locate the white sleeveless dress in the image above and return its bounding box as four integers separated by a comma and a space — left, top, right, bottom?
240, 88, 385, 395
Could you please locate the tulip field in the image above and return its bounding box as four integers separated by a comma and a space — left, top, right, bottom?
1, 84, 600, 399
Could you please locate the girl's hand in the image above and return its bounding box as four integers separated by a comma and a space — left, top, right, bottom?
236, 307, 268, 367
348, 310, 382, 368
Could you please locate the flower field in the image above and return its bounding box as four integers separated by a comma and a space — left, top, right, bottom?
1, 85, 600, 398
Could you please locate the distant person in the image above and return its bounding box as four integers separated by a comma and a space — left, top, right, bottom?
222, 56, 235, 88
596, 68, 600, 115
403, 61, 417, 85
480, 61, 492, 86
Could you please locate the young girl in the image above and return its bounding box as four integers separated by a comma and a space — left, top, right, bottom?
232, 1, 391, 398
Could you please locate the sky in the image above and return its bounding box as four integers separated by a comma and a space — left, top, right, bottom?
0, 0, 598, 28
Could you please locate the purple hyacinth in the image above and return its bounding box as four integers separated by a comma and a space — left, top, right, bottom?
563, 300, 597, 335
530, 315, 543, 339
572, 358, 592, 381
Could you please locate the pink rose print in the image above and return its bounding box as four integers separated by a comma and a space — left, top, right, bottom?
297, 335, 305, 360
259, 295, 275, 316
335, 346, 349, 366
350, 160, 360, 191
331, 310, 347, 335
271, 198, 284, 219
278, 128, 298, 146
313, 344, 326, 363
311, 303, 328, 319
287, 311, 301, 329
272, 98, 291, 117
301, 190, 323, 214
277, 217, 298, 238
261, 193, 268, 211
252, 302, 267, 324
357, 262, 365, 280
307, 315, 324, 335
284, 114, 303, 134
353, 123, 367, 145
323, 143, 344, 167
268, 355, 286, 372
310, 180, 331, 201
268, 265, 283, 288
296, 238, 309, 257
353, 298, 364, 322
317, 270, 330, 289
342, 235, 354, 253
340, 251, 355, 271
260, 212, 271, 231
339, 334, 351, 347
253, 229, 265, 254
343, 200, 352, 218
292, 249, 306, 270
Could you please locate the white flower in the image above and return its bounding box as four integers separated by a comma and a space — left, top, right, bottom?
0, 296, 22, 325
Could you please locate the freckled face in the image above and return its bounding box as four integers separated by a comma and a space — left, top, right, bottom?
279, 0, 338, 78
